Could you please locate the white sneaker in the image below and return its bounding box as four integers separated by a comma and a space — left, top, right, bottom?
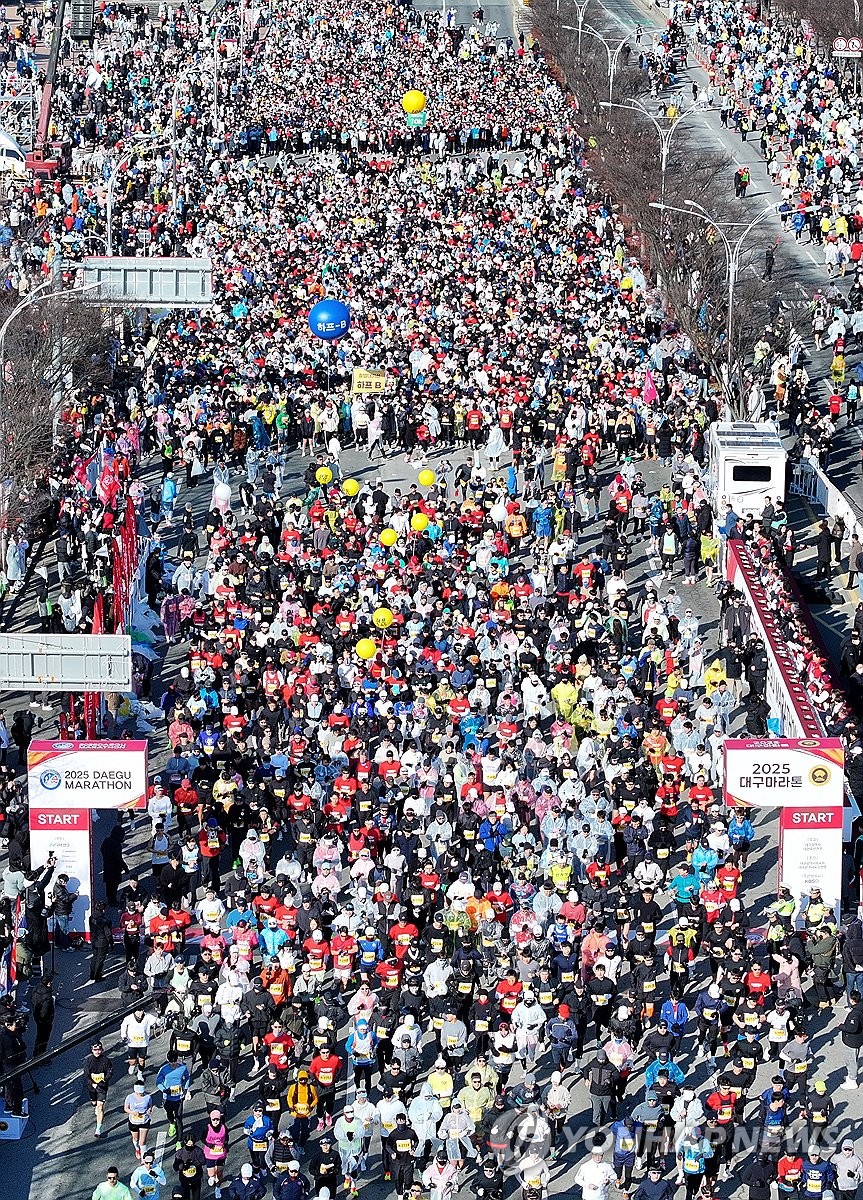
840, 1080, 859, 1089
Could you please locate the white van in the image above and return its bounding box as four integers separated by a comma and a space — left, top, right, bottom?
0, 130, 28, 176
705, 421, 787, 519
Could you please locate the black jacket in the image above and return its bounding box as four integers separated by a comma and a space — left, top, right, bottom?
587, 1058, 621, 1096
742, 1160, 775, 1200
31, 982, 55, 1025
0, 1026, 26, 1071
88, 914, 114, 949
842, 1002, 863, 1049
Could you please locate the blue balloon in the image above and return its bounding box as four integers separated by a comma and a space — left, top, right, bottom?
308, 299, 351, 341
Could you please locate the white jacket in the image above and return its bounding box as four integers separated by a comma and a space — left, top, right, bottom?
408, 1085, 443, 1143
573, 1158, 616, 1200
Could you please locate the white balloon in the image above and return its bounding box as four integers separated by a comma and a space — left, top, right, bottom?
213, 481, 232, 513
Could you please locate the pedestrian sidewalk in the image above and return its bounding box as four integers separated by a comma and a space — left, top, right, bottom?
785, 491, 859, 667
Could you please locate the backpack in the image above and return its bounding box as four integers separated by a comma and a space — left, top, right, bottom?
14, 939, 32, 980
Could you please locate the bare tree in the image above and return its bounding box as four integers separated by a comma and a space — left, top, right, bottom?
0, 290, 116, 537
772, 0, 858, 41
531, 0, 775, 414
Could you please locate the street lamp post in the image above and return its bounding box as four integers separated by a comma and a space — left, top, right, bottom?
561, 23, 630, 112
105, 135, 164, 255
171, 62, 209, 215
556, 0, 590, 50
212, 30, 220, 120
239, 0, 247, 83
0, 275, 99, 563
165, 56, 220, 215
601, 98, 706, 207
650, 199, 776, 409
212, 13, 243, 127
572, 0, 590, 56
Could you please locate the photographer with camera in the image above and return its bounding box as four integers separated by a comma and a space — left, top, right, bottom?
22, 853, 57, 969
0, 1006, 27, 1115
48, 870, 78, 952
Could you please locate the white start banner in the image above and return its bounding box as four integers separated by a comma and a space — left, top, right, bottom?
723, 737, 844, 808
778, 805, 844, 918
29, 806, 92, 936
27, 741, 148, 936
724, 737, 845, 920
27, 739, 149, 809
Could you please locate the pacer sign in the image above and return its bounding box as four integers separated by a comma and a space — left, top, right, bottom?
27, 741, 148, 936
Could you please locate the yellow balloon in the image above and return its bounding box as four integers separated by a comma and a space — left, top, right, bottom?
373, 607, 394, 630
343, 477, 360, 497
411, 512, 429, 532
356, 638, 377, 661
379, 528, 398, 547
402, 89, 427, 115
316, 466, 333, 485
417, 469, 436, 487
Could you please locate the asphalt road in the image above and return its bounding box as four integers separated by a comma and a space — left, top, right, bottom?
0, 297, 814, 1200
0, 426, 750, 1200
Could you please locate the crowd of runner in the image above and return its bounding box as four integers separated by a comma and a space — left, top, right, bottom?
0, 1, 859, 1200
687, 0, 863, 272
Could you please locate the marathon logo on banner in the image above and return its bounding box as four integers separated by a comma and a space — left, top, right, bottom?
41, 769, 132, 791
27, 740, 149, 809
723, 737, 844, 808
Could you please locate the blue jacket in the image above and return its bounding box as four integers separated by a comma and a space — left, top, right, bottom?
227, 1178, 267, 1200
155, 1061, 190, 1100
273, 1176, 310, 1200
728, 818, 754, 845
478, 818, 511, 853
610, 1120, 638, 1163
694, 989, 728, 1023
645, 1058, 685, 1087
801, 1160, 835, 1197
244, 1112, 274, 1151
659, 999, 690, 1035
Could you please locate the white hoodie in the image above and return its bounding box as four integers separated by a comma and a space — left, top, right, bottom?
408, 1084, 443, 1144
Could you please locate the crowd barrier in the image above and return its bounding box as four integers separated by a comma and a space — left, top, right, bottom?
724, 540, 861, 836
724, 539, 824, 737
790, 457, 863, 542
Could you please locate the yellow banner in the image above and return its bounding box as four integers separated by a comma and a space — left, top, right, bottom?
351, 368, 387, 396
